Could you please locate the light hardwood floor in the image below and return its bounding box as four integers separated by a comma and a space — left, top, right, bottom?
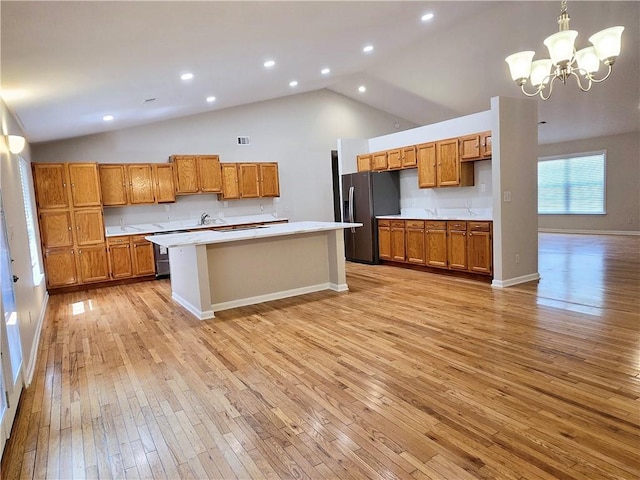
2, 233, 639, 479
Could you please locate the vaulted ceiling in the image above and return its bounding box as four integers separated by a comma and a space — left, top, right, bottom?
2, 1, 638, 145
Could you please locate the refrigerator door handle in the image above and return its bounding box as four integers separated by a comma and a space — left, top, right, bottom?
348, 186, 356, 233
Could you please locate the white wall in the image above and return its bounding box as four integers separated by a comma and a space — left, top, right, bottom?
32, 89, 415, 227
1, 99, 48, 386
537, 131, 640, 234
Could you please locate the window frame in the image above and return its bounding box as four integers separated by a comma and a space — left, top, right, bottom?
18, 157, 44, 286
537, 150, 607, 215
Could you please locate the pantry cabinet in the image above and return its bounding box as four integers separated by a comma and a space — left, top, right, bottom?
32, 163, 70, 210
447, 221, 468, 271
378, 220, 391, 260
77, 245, 109, 283
405, 220, 425, 264
39, 210, 73, 248
43, 249, 77, 288
73, 208, 105, 246
68, 163, 102, 207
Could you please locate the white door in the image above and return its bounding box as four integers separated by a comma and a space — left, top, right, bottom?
0, 191, 24, 455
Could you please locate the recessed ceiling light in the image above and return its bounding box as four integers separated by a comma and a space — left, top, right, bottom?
264, 60, 275, 68
180, 73, 194, 80
321, 68, 331, 75
421, 13, 434, 22
206, 96, 216, 103
103, 115, 114, 122
362, 45, 374, 54
289, 80, 298, 87
358, 86, 366, 93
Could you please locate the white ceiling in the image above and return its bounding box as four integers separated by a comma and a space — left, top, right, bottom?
1, 1, 638, 145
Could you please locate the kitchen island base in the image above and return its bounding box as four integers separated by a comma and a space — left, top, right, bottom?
159, 224, 354, 320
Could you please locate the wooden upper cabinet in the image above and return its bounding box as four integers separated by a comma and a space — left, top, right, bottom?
39, 210, 73, 248
171, 155, 199, 194
238, 163, 260, 198
387, 149, 402, 170
198, 155, 222, 193
220, 163, 240, 200
259, 163, 280, 197
127, 164, 155, 204
68, 163, 102, 207
153, 164, 176, 203
372, 151, 388, 171
73, 208, 105, 246
436, 139, 461, 186
481, 131, 492, 158
402, 146, 417, 168
459, 134, 482, 161
44, 248, 77, 287
99, 165, 128, 206
32, 163, 69, 209
417, 142, 437, 188
357, 154, 372, 172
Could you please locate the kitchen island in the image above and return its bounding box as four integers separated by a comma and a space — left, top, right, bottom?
146, 221, 361, 320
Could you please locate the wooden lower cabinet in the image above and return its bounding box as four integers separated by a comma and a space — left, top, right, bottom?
425, 222, 448, 268
390, 221, 405, 262
468, 222, 493, 274
132, 235, 155, 276
378, 220, 391, 260
447, 222, 468, 270
405, 221, 425, 264
44, 248, 77, 288
108, 237, 133, 278
77, 245, 109, 283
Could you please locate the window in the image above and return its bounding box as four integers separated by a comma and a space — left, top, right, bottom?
18, 158, 44, 285
538, 151, 606, 215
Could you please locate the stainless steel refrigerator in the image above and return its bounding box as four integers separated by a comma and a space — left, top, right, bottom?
342, 170, 400, 264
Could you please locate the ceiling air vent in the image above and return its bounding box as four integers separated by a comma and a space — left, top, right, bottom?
237, 136, 251, 145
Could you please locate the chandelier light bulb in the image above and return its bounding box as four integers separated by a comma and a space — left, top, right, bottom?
575, 47, 600, 74
589, 26, 624, 64
505, 51, 535, 84
530, 59, 553, 87
543, 30, 578, 66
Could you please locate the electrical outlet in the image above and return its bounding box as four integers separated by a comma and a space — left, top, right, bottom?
224, 201, 228, 208
503, 191, 512, 202
464, 200, 470, 208
165, 205, 170, 212
260, 204, 264, 212
119, 217, 124, 225
515, 253, 520, 264
628, 217, 633, 225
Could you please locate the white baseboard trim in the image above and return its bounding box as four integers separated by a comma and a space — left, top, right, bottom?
329, 283, 349, 292
539, 228, 640, 236
212, 283, 337, 313
24, 292, 49, 387
172, 292, 215, 321
492, 273, 540, 288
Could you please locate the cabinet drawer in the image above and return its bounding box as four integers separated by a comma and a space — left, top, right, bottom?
469, 222, 491, 232
447, 221, 467, 231
378, 220, 390, 227
390, 220, 405, 228
425, 221, 446, 230
405, 220, 425, 229
107, 236, 130, 245
131, 234, 150, 243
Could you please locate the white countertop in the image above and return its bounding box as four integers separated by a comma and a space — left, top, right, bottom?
377, 214, 493, 221
105, 214, 288, 237
146, 221, 361, 248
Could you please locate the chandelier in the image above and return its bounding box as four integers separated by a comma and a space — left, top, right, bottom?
505, 0, 624, 100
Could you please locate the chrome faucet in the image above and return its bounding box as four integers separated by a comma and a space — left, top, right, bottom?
200, 212, 210, 225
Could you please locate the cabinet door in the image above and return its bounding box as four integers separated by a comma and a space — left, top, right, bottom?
481, 132, 492, 158
153, 164, 176, 203
372, 151, 388, 171
357, 154, 372, 172
39, 210, 73, 248
390, 221, 405, 262
405, 221, 425, 264
128, 165, 155, 204
172, 155, 199, 194
387, 149, 402, 170
259, 163, 280, 197
426, 228, 447, 268
68, 163, 102, 207
99, 165, 128, 206
448, 229, 468, 270
198, 155, 222, 193
468, 224, 492, 274
238, 163, 260, 198
459, 134, 481, 161
378, 223, 391, 260
32, 163, 69, 209
436, 139, 460, 186
108, 239, 133, 278
44, 248, 77, 287
220, 164, 240, 199
402, 146, 417, 168
417, 143, 437, 188
74, 208, 105, 246
77, 245, 109, 283
132, 236, 155, 276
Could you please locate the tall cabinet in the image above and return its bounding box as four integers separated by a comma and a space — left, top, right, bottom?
33, 163, 109, 288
